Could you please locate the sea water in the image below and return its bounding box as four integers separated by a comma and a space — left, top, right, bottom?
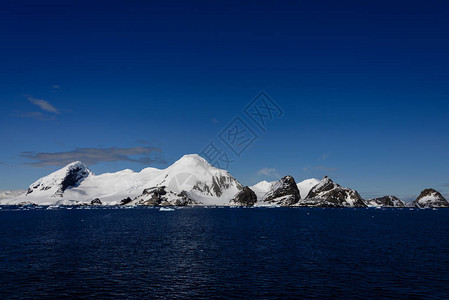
0, 207, 448, 299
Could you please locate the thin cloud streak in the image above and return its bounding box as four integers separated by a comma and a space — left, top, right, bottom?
13, 111, 56, 121
27, 96, 60, 114
20, 146, 165, 167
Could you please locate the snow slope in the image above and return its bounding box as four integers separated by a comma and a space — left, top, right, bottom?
0, 190, 26, 200
250, 180, 275, 200
297, 178, 319, 199
3, 154, 242, 206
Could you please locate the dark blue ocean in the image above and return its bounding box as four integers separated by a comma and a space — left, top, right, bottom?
0, 207, 448, 299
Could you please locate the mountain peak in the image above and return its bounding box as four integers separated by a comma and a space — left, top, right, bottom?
64, 161, 89, 170
413, 188, 449, 208
172, 154, 212, 168
304, 176, 366, 207
321, 176, 333, 183
26, 161, 92, 198
262, 175, 300, 206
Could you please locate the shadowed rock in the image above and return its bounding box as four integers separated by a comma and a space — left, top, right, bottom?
366, 196, 405, 207
263, 176, 300, 206
232, 186, 257, 206
91, 198, 102, 205
302, 176, 366, 207
412, 188, 449, 208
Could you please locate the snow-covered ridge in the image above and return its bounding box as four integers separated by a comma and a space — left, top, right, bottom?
2, 154, 447, 208
26, 161, 92, 199
297, 176, 366, 207
411, 189, 449, 208
3, 154, 241, 206
260, 175, 300, 206
365, 196, 405, 207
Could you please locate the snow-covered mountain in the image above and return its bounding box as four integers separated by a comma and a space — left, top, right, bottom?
25, 161, 92, 200
3, 154, 242, 206
3, 154, 447, 208
297, 176, 366, 207
259, 175, 300, 206
250, 178, 320, 201
365, 196, 405, 207
129, 154, 242, 206
411, 189, 449, 208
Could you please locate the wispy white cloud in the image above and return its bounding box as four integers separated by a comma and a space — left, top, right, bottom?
51, 85, 60, 89
210, 118, 219, 124
20, 146, 165, 167
256, 167, 280, 178
13, 111, 56, 121
27, 96, 59, 114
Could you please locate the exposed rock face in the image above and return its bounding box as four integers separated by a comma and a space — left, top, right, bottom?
26, 161, 91, 198
91, 198, 102, 205
174, 190, 199, 206
120, 197, 132, 205
366, 196, 405, 207
231, 186, 257, 206
56, 166, 90, 196
192, 174, 242, 197
137, 186, 167, 206
412, 189, 449, 208
299, 176, 366, 207
262, 176, 300, 206
132, 186, 198, 206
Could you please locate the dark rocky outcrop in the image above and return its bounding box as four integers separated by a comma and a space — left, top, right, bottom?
58, 166, 90, 194
232, 186, 257, 206
120, 197, 132, 205
26, 162, 91, 198
91, 198, 102, 205
412, 188, 449, 208
366, 196, 405, 207
263, 176, 300, 206
173, 190, 196, 206
133, 186, 197, 206
301, 176, 366, 207
138, 186, 167, 206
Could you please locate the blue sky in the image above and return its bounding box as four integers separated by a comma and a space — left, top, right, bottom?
1, 0, 448, 200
